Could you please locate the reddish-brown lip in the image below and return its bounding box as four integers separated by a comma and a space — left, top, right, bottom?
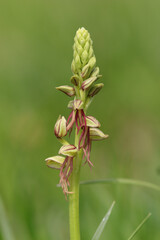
59, 156, 74, 198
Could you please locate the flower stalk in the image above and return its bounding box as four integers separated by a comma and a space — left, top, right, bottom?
69, 129, 83, 240
45, 27, 108, 240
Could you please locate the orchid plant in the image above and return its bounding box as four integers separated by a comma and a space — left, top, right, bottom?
44, 27, 158, 240
45, 27, 108, 240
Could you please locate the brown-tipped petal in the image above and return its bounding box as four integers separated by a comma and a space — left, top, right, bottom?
45, 156, 65, 169
70, 75, 80, 86
54, 116, 67, 138
88, 83, 104, 97
56, 85, 75, 97
81, 76, 97, 90
59, 144, 77, 157
86, 116, 101, 128
89, 128, 109, 141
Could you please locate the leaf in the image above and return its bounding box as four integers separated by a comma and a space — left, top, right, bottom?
91, 201, 115, 240
80, 178, 160, 192
0, 197, 15, 240
127, 213, 152, 240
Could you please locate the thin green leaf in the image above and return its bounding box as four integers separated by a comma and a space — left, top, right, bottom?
80, 178, 160, 192
91, 201, 115, 240
127, 213, 152, 240
0, 197, 15, 240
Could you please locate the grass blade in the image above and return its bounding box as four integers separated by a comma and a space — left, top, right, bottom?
127, 213, 152, 240
80, 178, 160, 192
0, 197, 15, 240
91, 201, 115, 240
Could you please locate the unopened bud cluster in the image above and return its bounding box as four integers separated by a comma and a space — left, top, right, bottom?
45, 27, 108, 196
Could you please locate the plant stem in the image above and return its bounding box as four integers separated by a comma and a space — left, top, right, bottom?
69, 130, 82, 240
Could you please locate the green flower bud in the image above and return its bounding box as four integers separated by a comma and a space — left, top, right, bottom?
88, 83, 104, 97
81, 76, 97, 90
81, 64, 90, 79
88, 56, 96, 69
82, 29, 88, 39
79, 37, 85, 47
45, 156, 65, 169
86, 116, 101, 128
84, 41, 90, 52
70, 75, 80, 86
56, 85, 75, 97
81, 50, 88, 65
72, 27, 95, 75
91, 67, 100, 77
59, 144, 77, 157
71, 60, 77, 74
76, 43, 83, 56
88, 47, 94, 59
89, 128, 109, 141
75, 54, 81, 69
54, 116, 67, 138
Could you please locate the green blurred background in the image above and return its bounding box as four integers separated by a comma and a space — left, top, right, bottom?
0, 0, 160, 239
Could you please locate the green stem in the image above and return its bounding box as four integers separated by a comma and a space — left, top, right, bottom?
69, 130, 82, 240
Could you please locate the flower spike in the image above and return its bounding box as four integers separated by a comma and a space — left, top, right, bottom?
45, 27, 108, 197
71, 27, 96, 76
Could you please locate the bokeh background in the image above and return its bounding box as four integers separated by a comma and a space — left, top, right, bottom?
0, 0, 160, 239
